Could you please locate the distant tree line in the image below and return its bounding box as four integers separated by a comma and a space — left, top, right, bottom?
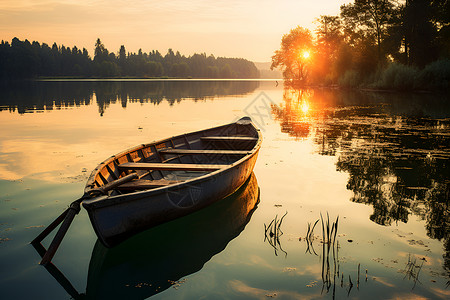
0, 38, 259, 80
272, 0, 450, 90
0, 80, 259, 115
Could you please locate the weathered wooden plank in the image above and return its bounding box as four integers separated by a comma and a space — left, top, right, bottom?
201, 136, 257, 142
116, 179, 181, 190
118, 162, 228, 171
160, 149, 249, 155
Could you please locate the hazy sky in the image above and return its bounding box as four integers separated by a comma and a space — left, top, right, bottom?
0, 0, 346, 62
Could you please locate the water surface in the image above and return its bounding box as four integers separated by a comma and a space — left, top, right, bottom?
0, 80, 448, 299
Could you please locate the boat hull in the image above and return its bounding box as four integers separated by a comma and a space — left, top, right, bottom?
85, 151, 258, 247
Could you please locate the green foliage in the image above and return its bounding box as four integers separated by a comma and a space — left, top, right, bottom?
272, 0, 450, 90
94, 38, 109, 63
338, 70, 362, 88
271, 26, 313, 83
0, 38, 259, 80
416, 59, 450, 90
351, 60, 450, 90
340, 0, 396, 62
98, 61, 120, 78
371, 63, 419, 90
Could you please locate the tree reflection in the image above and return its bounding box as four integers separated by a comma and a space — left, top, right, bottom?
272, 86, 450, 278
0, 80, 259, 115
272, 88, 317, 139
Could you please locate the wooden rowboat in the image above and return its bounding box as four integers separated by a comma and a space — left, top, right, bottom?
32, 116, 261, 263
82, 116, 261, 247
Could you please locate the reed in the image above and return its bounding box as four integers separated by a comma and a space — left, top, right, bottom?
264, 212, 288, 257
318, 213, 340, 295
347, 275, 354, 296
305, 219, 319, 255
320, 212, 339, 246
403, 254, 424, 289
304, 212, 370, 297
357, 263, 360, 289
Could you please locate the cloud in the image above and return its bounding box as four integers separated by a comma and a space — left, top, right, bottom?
228, 279, 321, 299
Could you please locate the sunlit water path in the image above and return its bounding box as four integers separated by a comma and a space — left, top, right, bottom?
0, 80, 448, 299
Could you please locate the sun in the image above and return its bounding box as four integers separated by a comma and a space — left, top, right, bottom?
300, 102, 309, 113
302, 50, 310, 59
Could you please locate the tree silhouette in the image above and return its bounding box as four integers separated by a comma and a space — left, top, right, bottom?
271, 26, 313, 84
0, 38, 259, 80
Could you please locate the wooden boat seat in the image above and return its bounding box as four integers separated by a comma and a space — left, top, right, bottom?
118, 162, 228, 171
116, 179, 181, 190
201, 136, 258, 142
159, 149, 249, 155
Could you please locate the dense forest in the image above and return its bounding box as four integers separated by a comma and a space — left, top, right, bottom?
272, 0, 450, 90
0, 38, 259, 80
0, 80, 259, 115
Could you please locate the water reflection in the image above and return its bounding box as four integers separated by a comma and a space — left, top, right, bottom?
31, 173, 259, 299
264, 212, 288, 257
86, 173, 259, 299
272, 87, 450, 279
0, 80, 259, 115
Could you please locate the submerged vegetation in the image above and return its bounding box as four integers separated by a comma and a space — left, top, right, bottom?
0, 38, 259, 80
272, 0, 450, 90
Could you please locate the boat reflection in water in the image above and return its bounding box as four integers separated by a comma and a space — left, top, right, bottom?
85, 172, 259, 299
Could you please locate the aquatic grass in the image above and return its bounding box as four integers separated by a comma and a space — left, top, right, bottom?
306, 219, 319, 241
357, 263, 360, 289
305, 219, 319, 255
304, 212, 368, 297
264, 212, 288, 257
319, 213, 340, 295
320, 212, 339, 246
402, 254, 424, 289
347, 275, 354, 296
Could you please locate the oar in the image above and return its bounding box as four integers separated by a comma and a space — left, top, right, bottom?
32, 242, 84, 299
31, 172, 139, 265
37, 199, 84, 265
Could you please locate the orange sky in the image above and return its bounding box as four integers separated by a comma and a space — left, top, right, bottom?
0, 1, 345, 62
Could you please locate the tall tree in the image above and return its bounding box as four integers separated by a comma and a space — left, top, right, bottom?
271, 26, 314, 83
314, 15, 344, 82
94, 38, 109, 63
340, 0, 397, 63
402, 0, 440, 66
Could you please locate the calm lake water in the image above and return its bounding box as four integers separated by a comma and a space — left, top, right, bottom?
0, 80, 449, 299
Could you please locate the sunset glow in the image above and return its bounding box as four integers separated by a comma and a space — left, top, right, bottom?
300, 101, 310, 113
302, 51, 310, 60
0, 0, 343, 61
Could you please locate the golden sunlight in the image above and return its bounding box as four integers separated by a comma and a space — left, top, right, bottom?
300, 102, 309, 113
302, 50, 310, 59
